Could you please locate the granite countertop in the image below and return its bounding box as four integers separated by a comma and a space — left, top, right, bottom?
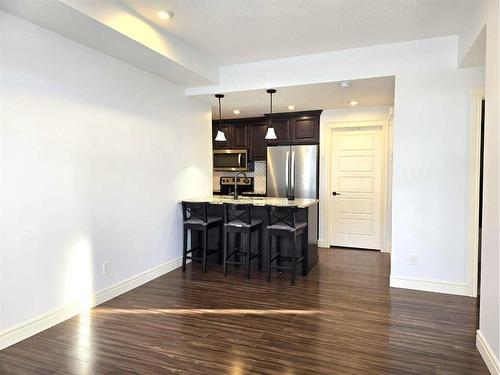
183, 196, 319, 208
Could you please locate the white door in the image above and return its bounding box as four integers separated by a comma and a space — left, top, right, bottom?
330, 127, 382, 249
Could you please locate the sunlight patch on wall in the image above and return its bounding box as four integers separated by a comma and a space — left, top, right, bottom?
64, 238, 94, 311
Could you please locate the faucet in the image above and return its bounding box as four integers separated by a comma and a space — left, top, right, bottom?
233, 171, 248, 200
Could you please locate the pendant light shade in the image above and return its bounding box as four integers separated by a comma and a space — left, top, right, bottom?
214, 94, 226, 142
215, 130, 226, 141
265, 127, 277, 140
265, 89, 277, 140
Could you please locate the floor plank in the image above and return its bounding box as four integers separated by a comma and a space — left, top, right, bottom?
0, 248, 488, 374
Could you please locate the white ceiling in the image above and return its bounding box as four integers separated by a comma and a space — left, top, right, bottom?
121, 0, 478, 65
201, 76, 395, 119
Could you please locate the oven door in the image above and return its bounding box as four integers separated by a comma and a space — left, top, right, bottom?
213, 150, 248, 171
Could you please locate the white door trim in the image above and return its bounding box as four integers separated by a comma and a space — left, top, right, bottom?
319, 119, 392, 252
468, 88, 485, 298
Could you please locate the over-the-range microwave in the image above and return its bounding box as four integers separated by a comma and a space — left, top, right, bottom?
213, 149, 248, 171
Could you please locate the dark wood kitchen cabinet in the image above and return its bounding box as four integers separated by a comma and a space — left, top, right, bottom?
250, 122, 268, 160
264, 118, 291, 144
212, 110, 321, 159
232, 123, 248, 148
265, 110, 321, 145
212, 121, 247, 150
291, 114, 319, 143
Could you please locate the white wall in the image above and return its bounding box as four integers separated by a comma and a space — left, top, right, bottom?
321, 107, 391, 124
187, 36, 485, 296
390, 67, 484, 289
480, 0, 500, 365
469, 0, 500, 369
0, 10, 212, 333
186, 37, 469, 96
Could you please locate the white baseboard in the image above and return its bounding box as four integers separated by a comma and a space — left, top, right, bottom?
317, 239, 329, 248
0, 256, 183, 350
390, 276, 470, 296
381, 244, 391, 253
477, 330, 500, 375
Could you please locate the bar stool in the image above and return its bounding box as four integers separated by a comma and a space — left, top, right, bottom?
267, 205, 308, 286
223, 203, 263, 278
182, 201, 223, 273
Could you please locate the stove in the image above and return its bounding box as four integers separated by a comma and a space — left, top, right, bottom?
219, 176, 254, 195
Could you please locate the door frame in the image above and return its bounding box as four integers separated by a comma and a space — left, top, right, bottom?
468, 89, 485, 298
319, 119, 392, 252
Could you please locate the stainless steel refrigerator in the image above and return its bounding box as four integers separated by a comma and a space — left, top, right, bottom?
267, 144, 318, 200
267, 144, 318, 240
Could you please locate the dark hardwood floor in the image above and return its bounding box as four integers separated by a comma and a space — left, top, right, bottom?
0, 248, 488, 374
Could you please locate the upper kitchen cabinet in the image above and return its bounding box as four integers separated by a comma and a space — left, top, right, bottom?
232, 123, 248, 148
212, 123, 232, 149
212, 110, 322, 155
265, 110, 322, 145
212, 120, 247, 149
292, 113, 320, 143
250, 122, 268, 160
264, 118, 291, 144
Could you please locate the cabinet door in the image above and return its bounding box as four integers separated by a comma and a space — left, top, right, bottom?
266, 118, 291, 144
212, 123, 232, 149
292, 116, 319, 143
250, 122, 268, 160
232, 123, 248, 149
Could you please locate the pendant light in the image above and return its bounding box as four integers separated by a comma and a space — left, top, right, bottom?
265, 89, 277, 140
214, 94, 227, 142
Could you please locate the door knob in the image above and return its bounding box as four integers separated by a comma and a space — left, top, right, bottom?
332, 192, 341, 196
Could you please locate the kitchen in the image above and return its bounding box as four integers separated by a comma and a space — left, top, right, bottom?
182, 78, 395, 284
183, 89, 321, 284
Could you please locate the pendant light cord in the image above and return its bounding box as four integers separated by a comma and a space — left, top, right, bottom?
266, 89, 276, 129
270, 91, 273, 124
268, 90, 273, 129
218, 96, 222, 131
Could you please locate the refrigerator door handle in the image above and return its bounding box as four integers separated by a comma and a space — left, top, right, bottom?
290, 150, 296, 198
285, 151, 290, 197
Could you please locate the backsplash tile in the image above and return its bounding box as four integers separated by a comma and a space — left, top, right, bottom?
213, 161, 266, 194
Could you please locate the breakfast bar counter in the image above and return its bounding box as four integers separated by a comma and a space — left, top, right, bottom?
182, 196, 319, 274
183, 196, 318, 208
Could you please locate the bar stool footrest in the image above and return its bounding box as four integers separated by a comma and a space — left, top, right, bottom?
270, 256, 304, 263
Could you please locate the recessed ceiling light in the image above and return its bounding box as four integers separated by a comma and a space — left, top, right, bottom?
349, 100, 358, 106
287, 105, 295, 110
341, 81, 350, 88
157, 10, 174, 19
233, 110, 241, 115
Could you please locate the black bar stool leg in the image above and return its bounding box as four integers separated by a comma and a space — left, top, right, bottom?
301, 231, 307, 276
182, 228, 188, 272
291, 234, 297, 286
202, 228, 208, 273
223, 229, 228, 276
218, 223, 223, 265
234, 232, 240, 267
246, 232, 251, 279
276, 237, 281, 267
257, 227, 263, 271
267, 234, 273, 282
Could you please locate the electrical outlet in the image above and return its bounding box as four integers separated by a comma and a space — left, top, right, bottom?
410, 255, 418, 265
102, 261, 111, 275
